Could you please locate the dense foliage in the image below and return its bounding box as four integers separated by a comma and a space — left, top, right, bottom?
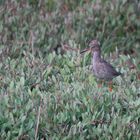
0, 0, 140, 139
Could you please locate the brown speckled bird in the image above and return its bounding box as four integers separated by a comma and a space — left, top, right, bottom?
81, 39, 121, 90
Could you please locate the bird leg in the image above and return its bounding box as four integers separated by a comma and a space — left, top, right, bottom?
97, 80, 113, 92
98, 80, 104, 88
108, 81, 113, 92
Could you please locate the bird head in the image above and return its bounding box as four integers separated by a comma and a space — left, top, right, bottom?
80, 39, 101, 54
89, 40, 100, 48
89, 39, 101, 52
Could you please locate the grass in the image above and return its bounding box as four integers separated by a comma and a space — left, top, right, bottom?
0, 0, 140, 140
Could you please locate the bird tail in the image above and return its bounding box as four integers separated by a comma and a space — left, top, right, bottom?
116, 72, 123, 77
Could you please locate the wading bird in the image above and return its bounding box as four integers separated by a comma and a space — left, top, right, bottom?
81, 39, 121, 91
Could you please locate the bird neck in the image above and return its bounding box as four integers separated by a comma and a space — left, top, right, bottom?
92, 51, 101, 62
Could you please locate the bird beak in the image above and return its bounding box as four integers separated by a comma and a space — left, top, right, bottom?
80, 48, 91, 54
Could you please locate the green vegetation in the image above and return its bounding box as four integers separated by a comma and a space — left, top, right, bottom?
0, 0, 140, 139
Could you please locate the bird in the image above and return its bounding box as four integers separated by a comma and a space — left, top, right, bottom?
81, 39, 121, 91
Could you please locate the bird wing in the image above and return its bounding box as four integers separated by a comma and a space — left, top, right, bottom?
95, 59, 121, 80
100, 59, 121, 76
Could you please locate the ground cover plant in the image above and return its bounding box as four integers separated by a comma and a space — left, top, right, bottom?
0, 0, 140, 139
